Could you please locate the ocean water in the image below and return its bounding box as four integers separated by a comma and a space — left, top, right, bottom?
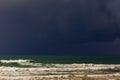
0, 56, 120, 64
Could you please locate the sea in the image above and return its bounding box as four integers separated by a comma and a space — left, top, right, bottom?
0, 56, 120, 64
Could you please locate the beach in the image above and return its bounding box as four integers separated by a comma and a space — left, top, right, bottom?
0, 67, 119, 80
0, 59, 119, 80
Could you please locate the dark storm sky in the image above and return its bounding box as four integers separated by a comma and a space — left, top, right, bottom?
0, 0, 120, 55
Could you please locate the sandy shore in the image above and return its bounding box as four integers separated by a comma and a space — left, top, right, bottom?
0, 74, 119, 80
0, 65, 118, 80
0, 60, 120, 80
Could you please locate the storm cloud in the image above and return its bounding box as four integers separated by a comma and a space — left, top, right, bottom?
0, 0, 120, 55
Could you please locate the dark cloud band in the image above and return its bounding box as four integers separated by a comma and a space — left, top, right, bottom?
0, 0, 120, 55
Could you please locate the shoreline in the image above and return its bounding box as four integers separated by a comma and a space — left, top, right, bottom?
0, 59, 119, 79
0, 65, 118, 80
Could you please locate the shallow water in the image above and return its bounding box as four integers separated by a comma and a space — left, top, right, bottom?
0, 56, 120, 64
